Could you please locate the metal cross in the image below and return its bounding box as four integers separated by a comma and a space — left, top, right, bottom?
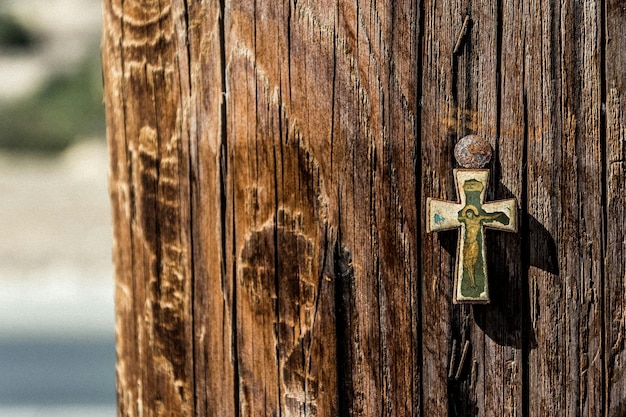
427, 169, 517, 304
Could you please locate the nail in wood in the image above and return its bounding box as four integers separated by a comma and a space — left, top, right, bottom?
453, 15, 471, 55
448, 339, 458, 378
455, 340, 470, 379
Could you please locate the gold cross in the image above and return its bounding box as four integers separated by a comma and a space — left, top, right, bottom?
427, 169, 517, 304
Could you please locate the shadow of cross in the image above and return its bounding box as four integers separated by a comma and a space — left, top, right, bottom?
427, 169, 518, 304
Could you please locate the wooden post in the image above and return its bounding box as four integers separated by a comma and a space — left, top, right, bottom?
102, 0, 626, 416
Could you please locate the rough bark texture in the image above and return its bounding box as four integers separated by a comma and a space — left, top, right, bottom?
102, 0, 625, 416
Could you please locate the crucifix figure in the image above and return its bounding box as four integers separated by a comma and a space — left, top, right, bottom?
427, 136, 518, 304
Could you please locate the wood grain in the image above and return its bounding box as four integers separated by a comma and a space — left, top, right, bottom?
102, 0, 626, 415
523, 1, 605, 415
103, 0, 195, 415
605, 1, 626, 415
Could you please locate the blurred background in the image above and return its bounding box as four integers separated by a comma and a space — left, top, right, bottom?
0, 0, 115, 416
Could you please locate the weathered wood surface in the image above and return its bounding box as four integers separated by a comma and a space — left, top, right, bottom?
606, 1, 626, 416
102, 0, 626, 416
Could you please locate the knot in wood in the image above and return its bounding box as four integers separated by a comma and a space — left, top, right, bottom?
454, 135, 492, 169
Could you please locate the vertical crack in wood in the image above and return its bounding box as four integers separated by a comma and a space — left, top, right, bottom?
415, 0, 426, 414
178, 1, 198, 413
494, 1, 503, 174
521, 91, 530, 417
272, 107, 283, 417
598, 0, 609, 414
449, 5, 474, 415
217, 1, 239, 416
333, 235, 355, 416
329, 3, 338, 175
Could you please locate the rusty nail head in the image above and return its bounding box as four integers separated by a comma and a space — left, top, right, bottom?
454, 134, 493, 169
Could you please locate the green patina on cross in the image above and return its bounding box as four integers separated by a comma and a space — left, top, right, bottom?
427, 169, 517, 304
